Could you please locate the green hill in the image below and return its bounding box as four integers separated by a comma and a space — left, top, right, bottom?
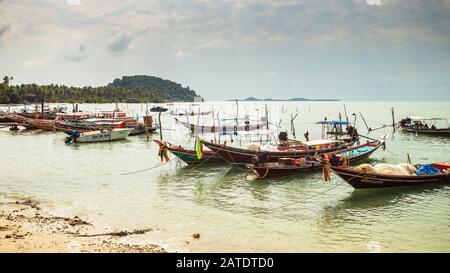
108, 75, 198, 102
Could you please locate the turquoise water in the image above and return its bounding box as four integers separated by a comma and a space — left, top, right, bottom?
1, 101, 449, 252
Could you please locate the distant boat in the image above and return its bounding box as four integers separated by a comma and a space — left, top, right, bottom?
150, 106, 168, 112
399, 117, 450, 136
170, 110, 212, 116
175, 118, 265, 134
65, 128, 132, 143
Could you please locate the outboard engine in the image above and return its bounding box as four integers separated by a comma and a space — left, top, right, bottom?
278, 131, 288, 141
65, 130, 80, 143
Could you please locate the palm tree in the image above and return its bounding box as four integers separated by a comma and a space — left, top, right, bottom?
2, 76, 10, 86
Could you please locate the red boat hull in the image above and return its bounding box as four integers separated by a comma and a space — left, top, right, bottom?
250, 140, 382, 178
202, 140, 354, 165
331, 165, 450, 189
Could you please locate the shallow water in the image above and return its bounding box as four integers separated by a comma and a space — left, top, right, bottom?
1, 101, 449, 252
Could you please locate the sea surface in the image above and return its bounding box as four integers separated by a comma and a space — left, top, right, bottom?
1, 101, 449, 252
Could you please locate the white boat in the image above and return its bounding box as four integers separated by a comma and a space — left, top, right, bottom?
65, 128, 132, 143
174, 118, 265, 134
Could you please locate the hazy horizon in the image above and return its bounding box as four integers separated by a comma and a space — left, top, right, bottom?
1, 0, 450, 101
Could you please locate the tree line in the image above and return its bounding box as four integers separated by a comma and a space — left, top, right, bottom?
0, 75, 198, 104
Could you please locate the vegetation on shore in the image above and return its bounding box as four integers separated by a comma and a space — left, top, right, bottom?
0, 75, 199, 104
233, 96, 340, 102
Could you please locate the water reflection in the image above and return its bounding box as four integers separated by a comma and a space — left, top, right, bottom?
316, 184, 449, 231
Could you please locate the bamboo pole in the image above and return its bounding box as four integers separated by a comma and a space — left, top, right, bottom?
343, 104, 349, 123
41, 95, 45, 119
391, 107, 396, 132
359, 112, 370, 132
159, 111, 163, 141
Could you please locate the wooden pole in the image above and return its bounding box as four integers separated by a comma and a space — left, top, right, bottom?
359, 112, 370, 132
109, 109, 116, 142
391, 107, 396, 132
407, 153, 411, 164
265, 104, 269, 130
343, 104, 349, 123
235, 99, 239, 126
158, 111, 163, 141
41, 94, 45, 119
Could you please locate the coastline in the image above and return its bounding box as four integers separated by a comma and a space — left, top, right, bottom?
0, 198, 168, 253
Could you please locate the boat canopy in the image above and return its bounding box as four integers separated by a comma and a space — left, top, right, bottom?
316, 120, 350, 125
409, 116, 447, 122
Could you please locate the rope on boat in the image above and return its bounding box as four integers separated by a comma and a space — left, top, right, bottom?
120, 162, 166, 175
253, 167, 270, 179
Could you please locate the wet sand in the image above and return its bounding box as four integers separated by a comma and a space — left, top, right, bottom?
0, 198, 167, 253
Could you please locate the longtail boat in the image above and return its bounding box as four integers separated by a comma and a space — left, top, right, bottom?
175, 118, 265, 134
22, 117, 56, 131
398, 117, 450, 136
170, 110, 212, 116
249, 139, 384, 178
5, 114, 37, 130
330, 162, 450, 189
65, 128, 132, 143
153, 140, 225, 164
202, 138, 355, 165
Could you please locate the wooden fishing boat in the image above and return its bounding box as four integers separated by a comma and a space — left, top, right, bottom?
65, 128, 132, 143
153, 140, 225, 164
16, 106, 67, 119
150, 106, 168, 112
175, 118, 265, 134
170, 110, 212, 116
399, 117, 450, 136
23, 117, 56, 131
330, 162, 450, 189
5, 114, 37, 130
202, 138, 355, 165
249, 140, 384, 178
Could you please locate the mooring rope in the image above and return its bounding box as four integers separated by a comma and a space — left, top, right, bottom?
120, 162, 167, 175
266, 182, 342, 211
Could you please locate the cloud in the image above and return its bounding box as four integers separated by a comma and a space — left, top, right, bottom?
174, 51, 184, 57
22, 57, 54, 68
366, 0, 383, 6
66, 0, 81, 6
64, 44, 88, 62
173, 50, 191, 58
265, 71, 277, 78
0, 24, 11, 45
109, 34, 133, 53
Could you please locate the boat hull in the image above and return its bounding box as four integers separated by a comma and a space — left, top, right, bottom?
203, 140, 354, 165
75, 128, 131, 143
153, 140, 225, 164
249, 140, 382, 178
251, 162, 322, 178
331, 165, 450, 189
399, 126, 450, 136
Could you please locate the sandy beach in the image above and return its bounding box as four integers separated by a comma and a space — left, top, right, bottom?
0, 198, 167, 253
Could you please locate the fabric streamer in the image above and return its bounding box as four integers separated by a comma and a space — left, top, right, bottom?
158, 143, 169, 162
195, 140, 204, 160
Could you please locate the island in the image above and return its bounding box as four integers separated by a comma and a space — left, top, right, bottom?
0, 75, 199, 104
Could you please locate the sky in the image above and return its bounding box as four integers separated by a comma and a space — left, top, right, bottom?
0, 0, 450, 101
